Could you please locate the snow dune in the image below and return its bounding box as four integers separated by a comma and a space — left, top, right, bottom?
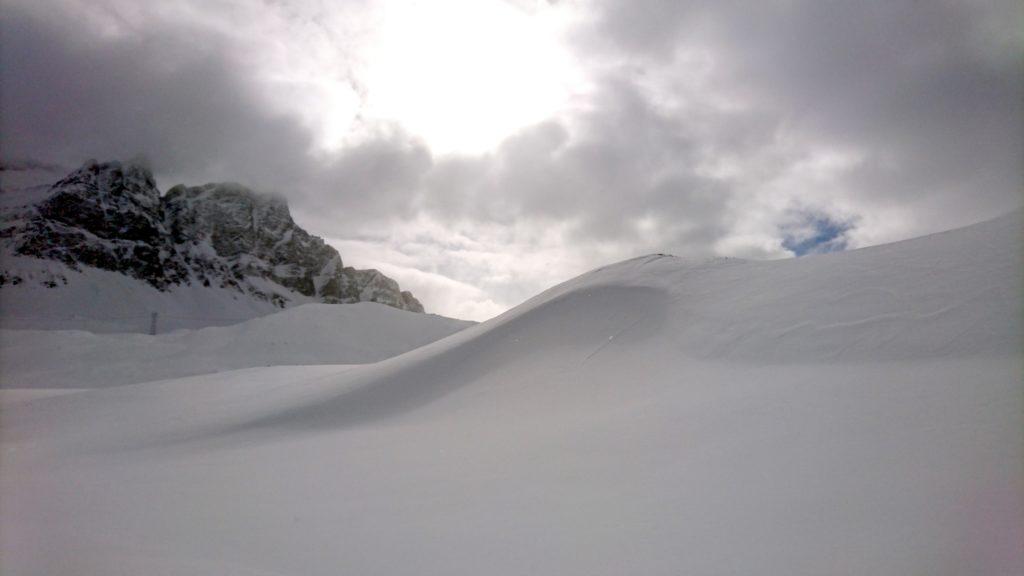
0, 302, 473, 388
1, 210, 1021, 575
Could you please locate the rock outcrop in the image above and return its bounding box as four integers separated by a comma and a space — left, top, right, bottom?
0, 159, 424, 312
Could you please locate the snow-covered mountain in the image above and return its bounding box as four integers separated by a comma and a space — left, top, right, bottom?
1, 210, 1021, 575
0, 159, 423, 331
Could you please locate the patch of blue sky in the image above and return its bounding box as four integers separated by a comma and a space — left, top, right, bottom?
781, 213, 854, 256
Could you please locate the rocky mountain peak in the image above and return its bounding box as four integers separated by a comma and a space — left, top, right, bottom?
61, 159, 161, 210
1, 159, 424, 313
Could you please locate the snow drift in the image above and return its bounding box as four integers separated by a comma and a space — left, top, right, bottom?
1, 210, 1021, 576
0, 302, 473, 389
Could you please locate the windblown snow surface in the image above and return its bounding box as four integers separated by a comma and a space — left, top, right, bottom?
2, 211, 1022, 575
0, 303, 473, 389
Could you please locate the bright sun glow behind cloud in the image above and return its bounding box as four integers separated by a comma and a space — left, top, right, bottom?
356, 0, 582, 154
58, 0, 584, 157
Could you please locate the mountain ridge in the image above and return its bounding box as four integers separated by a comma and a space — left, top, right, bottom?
0, 159, 423, 325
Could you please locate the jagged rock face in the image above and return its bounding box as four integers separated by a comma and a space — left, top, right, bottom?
7, 159, 189, 289
1, 160, 424, 313
343, 268, 424, 313
162, 182, 343, 301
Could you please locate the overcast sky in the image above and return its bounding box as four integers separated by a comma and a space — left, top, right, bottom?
2, 0, 1021, 320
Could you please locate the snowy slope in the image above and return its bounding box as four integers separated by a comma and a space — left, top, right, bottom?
0, 255, 305, 332
0, 302, 473, 389
1, 210, 1021, 576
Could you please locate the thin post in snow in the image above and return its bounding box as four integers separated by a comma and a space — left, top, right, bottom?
149, 312, 158, 335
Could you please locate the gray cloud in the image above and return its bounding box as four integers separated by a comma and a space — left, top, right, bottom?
419, 73, 738, 255
305, 133, 432, 223
1, 0, 1021, 319
1, 8, 304, 182
1, 3, 432, 227
587, 0, 1023, 236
